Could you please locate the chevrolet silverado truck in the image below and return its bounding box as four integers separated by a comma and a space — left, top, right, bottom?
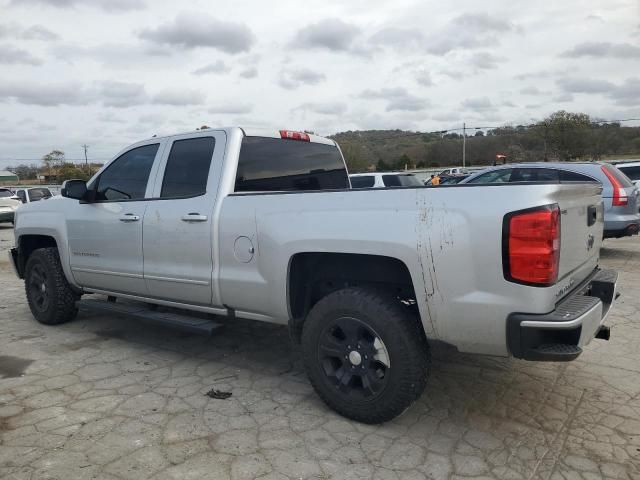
9, 128, 617, 423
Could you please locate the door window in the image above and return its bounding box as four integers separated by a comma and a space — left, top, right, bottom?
467, 169, 513, 183
16, 190, 26, 203
94, 144, 159, 201
510, 168, 559, 183
560, 170, 598, 183
350, 176, 375, 188
160, 137, 216, 198
383, 174, 423, 187
618, 166, 640, 181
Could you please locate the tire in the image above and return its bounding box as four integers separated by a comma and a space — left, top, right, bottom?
24, 247, 79, 325
301, 287, 430, 424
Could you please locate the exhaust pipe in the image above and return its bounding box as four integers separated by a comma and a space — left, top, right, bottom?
595, 325, 610, 341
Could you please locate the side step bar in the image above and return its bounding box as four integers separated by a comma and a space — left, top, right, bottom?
78, 297, 224, 335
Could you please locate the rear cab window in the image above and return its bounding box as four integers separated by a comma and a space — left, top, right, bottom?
235, 137, 349, 192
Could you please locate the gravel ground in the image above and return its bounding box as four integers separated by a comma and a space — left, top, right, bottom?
1, 223, 639, 480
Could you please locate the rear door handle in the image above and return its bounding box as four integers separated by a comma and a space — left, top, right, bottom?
119, 214, 140, 222
587, 205, 597, 226
181, 213, 208, 222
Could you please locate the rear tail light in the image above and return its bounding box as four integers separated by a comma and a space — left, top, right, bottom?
601, 166, 628, 206
280, 130, 310, 142
503, 204, 560, 286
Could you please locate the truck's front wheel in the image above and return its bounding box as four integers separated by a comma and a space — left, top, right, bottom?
25, 247, 79, 325
301, 287, 430, 424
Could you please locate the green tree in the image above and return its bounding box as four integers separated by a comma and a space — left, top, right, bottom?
42, 149, 65, 178
57, 162, 91, 182
376, 159, 391, 171
540, 111, 592, 160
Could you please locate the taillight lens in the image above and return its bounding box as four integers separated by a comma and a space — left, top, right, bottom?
601, 166, 628, 206
504, 205, 560, 286
280, 130, 310, 142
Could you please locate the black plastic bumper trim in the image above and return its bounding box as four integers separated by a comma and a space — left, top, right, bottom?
507, 268, 617, 361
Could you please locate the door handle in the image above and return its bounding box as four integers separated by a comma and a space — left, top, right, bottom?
587, 205, 597, 226
181, 213, 208, 222
119, 214, 140, 222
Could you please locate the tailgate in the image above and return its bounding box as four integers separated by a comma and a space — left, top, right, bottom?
556, 184, 603, 281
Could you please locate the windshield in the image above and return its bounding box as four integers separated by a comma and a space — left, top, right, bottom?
0, 189, 13, 198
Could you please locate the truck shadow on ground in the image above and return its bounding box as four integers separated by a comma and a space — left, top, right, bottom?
68, 305, 552, 424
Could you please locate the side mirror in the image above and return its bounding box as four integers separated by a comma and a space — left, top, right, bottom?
61, 180, 88, 201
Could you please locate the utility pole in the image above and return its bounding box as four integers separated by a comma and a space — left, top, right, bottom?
82, 144, 90, 175
462, 122, 466, 168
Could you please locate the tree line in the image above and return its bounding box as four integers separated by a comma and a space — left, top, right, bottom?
7, 150, 102, 183
332, 111, 640, 172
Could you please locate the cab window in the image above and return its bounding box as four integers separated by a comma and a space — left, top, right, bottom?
94, 144, 159, 201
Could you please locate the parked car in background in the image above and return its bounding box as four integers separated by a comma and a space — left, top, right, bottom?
0, 196, 20, 223
439, 167, 469, 176
425, 174, 471, 185
461, 163, 640, 238
14, 187, 53, 203
0, 187, 16, 198
614, 161, 640, 187
349, 172, 423, 188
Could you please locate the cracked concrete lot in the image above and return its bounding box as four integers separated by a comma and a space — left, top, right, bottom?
1, 223, 639, 480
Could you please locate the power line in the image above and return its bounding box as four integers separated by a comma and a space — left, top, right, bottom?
335, 117, 640, 142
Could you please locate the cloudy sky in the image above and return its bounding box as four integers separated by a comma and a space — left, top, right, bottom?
0, 0, 638, 167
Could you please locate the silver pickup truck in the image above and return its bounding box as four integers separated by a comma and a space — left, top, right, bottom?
9, 127, 618, 423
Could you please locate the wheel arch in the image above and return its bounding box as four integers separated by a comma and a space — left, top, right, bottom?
287, 252, 423, 343
16, 232, 79, 291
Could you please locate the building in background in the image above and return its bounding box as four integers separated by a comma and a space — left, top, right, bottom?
0, 170, 19, 185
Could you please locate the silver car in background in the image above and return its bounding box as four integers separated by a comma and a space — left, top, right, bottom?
461, 162, 640, 238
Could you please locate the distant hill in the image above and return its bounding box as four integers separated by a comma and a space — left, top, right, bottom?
329, 113, 640, 172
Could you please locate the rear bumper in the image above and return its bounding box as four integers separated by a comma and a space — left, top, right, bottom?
604, 223, 639, 238
507, 268, 617, 361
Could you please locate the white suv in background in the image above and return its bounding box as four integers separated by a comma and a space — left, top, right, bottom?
615, 161, 640, 187
0, 188, 20, 224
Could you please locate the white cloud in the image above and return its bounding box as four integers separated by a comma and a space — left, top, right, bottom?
192, 60, 230, 75
0, 44, 42, 65
11, 0, 145, 12
278, 68, 325, 89
151, 88, 205, 106
0, 0, 638, 162
139, 12, 255, 53
292, 19, 364, 55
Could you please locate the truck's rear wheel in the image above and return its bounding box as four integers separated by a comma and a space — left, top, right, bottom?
301, 287, 430, 424
25, 247, 79, 325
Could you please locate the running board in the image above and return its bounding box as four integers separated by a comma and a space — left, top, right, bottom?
77, 297, 224, 335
